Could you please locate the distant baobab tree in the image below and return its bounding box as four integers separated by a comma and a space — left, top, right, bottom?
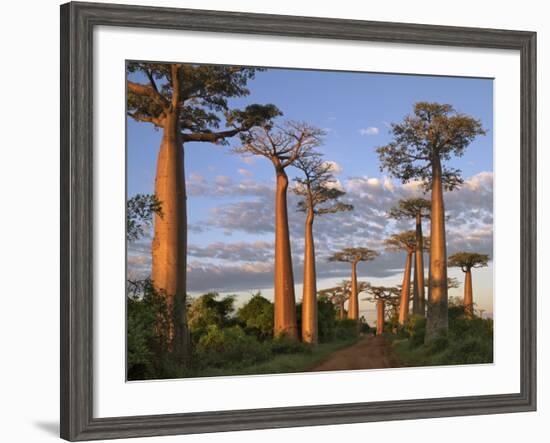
127, 62, 280, 362
293, 155, 353, 343
448, 252, 489, 319
385, 231, 426, 326
236, 121, 324, 339
388, 198, 431, 316
328, 248, 379, 323
318, 286, 349, 320
364, 285, 400, 335
377, 102, 486, 340
319, 280, 368, 321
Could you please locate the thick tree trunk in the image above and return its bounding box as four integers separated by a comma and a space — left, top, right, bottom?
273, 169, 298, 339
464, 268, 473, 319
398, 251, 413, 326
151, 111, 190, 362
413, 211, 426, 316
301, 206, 317, 344
426, 155, 449, 340
348, 261, 359, 320
376, 299, 385, 335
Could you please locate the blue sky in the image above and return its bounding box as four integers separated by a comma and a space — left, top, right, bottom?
127, 66, 493, 323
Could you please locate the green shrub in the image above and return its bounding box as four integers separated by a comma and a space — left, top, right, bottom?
407, 316, 426, 348
236, 292, 274, 340
195, 325, 271, 368
270, 337, 312, 355
317, 297, 337, 342
127, 279, 171, 380
334, 319, 358, 340
394, 304, 493, 367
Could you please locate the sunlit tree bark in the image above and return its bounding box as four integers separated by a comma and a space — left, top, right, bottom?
448, 252, 489, 319
236, 121, 323, 339
377, 102, 486, 340
363, 285, 400, 336
293, 156, 352, 343
388, 198, 431, 317
127, 62, 280, 362
328, 248, 379, 324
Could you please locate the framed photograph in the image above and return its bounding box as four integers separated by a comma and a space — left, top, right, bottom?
60, 1, 536, 440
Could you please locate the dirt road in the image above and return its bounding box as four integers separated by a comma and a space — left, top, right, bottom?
311, 335, 402, 372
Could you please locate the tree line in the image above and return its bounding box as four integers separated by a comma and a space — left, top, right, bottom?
127, 62, 489, 367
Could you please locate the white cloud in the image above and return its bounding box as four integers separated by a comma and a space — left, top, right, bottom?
358, 127, 379, 136
322, 160, 343, 175
238, 168, 253, 177
240, 156, 256, 166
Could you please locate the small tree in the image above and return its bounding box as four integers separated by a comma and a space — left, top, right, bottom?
388, 198, 431, 316
236, 292, 274, 339
328, 248, 379, 322
448, 252, 489, 319
235, 121, 324, 339
293, 155, 353, 343
377, 102, 486, 340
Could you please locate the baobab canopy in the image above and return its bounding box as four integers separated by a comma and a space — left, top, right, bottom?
448, 252, 490, 271
376, 102, 486, 191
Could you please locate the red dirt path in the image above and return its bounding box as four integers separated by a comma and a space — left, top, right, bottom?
310, 335, 402, 372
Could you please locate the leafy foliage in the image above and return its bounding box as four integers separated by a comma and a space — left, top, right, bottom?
236, 292, 274, 340
448, 252, 490, 272
393, 304, 493, 365
377, 102, 486, 190
187, 292, 236, 340
126, 194, 163, 242
388, 197, 431, 220
384, 230, 418, 253
328, 247, 379, 264
195, 325, 272, 368
127, 279, 171, 380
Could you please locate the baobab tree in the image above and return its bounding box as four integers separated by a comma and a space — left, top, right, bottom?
318, 286, 349, 320
377, 102, 486, 340
364, 286, 400, 335
319, 280, 369, 321
127, 62, 280, 361
448, 252, 489, 319
293, 156, 353, 343
328, 248, 379, 322
388, 198, 431, 316
385, 231, 420, 326
235, 121, 324, 339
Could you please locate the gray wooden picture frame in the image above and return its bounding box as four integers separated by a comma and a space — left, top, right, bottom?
60, 1, 537, 441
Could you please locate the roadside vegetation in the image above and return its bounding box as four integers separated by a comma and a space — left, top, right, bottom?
390, 300, 493, 367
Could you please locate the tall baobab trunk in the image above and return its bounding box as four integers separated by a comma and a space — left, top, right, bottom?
413, 210, 426, 316
348, 260, 360, 320
151, 109, 190, 361
273, 168, 298, 339
398, 251, 413, 326
301, 200, 317, 344
426, 155, 449, 340
464, 268, 473, 319
376, 299, 385, 335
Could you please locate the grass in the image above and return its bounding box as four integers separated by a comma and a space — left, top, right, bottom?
185, 338, 358, 378
390, 309, 494, 367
